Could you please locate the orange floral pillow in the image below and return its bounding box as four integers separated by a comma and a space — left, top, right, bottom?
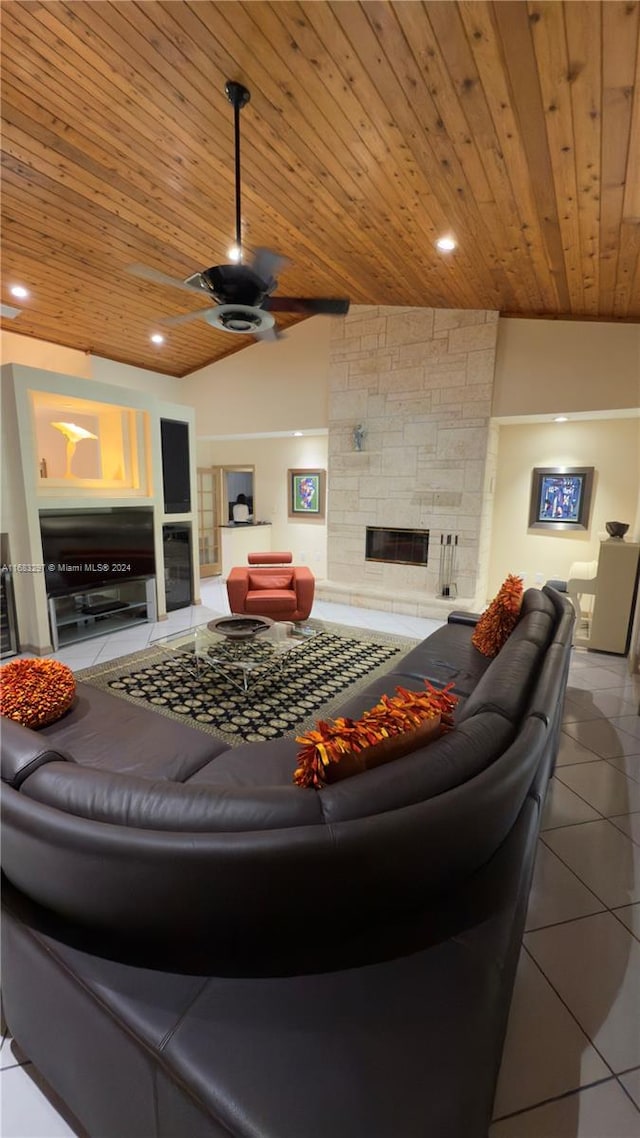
471, 574, 524, 658
293, 681, 458, 789
0, 658, 76, 729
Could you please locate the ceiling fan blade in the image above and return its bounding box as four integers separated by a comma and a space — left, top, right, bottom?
264, 297, 350, 315
161, 308, 218, 328
254, 324, 282, 342
127, 264, 207, 295
250, 247, 288, 286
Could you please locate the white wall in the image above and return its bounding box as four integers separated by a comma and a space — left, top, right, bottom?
183, 317, 331, 435
1, 330, 92, 378
493, 319, 640, 416
487, 417, 640, 598
197, 434, 328, 577
91, 356, 184, 402
1, 331, 185, 403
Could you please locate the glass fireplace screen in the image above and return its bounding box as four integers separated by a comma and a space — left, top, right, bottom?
365, 527, 430, 567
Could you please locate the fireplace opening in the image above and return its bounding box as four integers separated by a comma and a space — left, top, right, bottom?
365, 527, 429, 567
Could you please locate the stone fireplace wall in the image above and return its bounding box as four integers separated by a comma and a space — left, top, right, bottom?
326, 306, 498, 612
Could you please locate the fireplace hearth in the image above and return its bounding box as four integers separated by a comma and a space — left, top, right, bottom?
365, 527, 429, 567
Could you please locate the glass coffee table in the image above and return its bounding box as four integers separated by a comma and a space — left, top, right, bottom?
150, 616, 314, 691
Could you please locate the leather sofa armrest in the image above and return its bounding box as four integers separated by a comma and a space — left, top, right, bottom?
293, 567, 315, 614
0, 717, 71, 789
447, 610, 481, 627
226, 567, 250, 614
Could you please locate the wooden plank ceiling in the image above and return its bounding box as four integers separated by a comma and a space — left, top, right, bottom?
2, 0, 639, 377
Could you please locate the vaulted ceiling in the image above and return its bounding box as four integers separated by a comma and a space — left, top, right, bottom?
2, 1, 639, 377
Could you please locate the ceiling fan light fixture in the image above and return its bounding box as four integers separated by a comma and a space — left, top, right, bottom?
127, 81, 349, 341
205, 304, 275, 335
436, 235, 457, 253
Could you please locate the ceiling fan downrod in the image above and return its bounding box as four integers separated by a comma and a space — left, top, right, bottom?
224, 80, 251, 259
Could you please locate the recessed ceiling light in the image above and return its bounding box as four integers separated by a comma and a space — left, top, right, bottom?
227, 244, 242, 263
292, 431, 303, 437
554, 415, 568, 422
150, 333, 165, 345
435, 236, 457, 253
10, 284, 29, 299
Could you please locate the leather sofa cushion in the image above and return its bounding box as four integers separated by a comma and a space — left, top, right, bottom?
318, 711, 515, 823
394, 623, 492, 696
507, 609, 554, 650
248, 573, 293, 590
522, 588, 556, 619
36, 683, 228, 781
526, 643, 571, 727
457, 639, 544, 725
332, 624, 489, 727
551, 607, 575, 647
245, 591, 297, 614
187, 737, 301, 788
22, 762, 324, 831
0, 716, 71, 789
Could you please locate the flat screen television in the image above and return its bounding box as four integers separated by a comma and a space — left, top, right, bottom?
40, 508, 155, 597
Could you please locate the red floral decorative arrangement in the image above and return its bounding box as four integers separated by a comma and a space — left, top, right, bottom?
293, 681, 458, 789
471, 574, 524, 658
0, 658, 76, 729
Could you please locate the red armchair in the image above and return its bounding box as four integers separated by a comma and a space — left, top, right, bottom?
226, 552, 315, 623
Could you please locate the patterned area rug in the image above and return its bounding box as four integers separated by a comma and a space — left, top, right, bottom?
75, 620, 418, 747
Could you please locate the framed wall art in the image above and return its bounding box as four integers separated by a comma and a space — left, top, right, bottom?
528, 466, 595, 532
288, 469, 326, 520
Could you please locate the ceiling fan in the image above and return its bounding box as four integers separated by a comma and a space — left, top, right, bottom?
128, 81, 350, 341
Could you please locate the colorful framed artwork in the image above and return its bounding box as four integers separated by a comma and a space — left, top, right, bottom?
528, 466, 595, 532
288, 469, 326, 520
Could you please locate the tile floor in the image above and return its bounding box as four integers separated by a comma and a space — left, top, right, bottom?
2, 579, 640, 1137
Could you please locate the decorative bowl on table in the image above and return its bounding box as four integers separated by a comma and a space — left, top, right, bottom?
207, 615, 274, 640
605, 521, 629, 539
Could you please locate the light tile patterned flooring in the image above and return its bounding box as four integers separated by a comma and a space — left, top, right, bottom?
2, 579, 640, 1137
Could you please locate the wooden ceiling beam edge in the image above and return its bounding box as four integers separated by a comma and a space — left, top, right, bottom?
563, 0, 602, 318
322, 0, 506, 305
404, 0, 545, 313
247, 0, 487, 308
492, 0, 572, 312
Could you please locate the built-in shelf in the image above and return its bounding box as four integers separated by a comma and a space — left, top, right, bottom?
31, 389, 151, 497
47, 578, 156, 650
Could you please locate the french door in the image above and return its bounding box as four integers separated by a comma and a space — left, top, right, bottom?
197, 466, 222, 576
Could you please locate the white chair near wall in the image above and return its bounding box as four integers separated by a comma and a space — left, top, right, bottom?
566, 559, 599, 645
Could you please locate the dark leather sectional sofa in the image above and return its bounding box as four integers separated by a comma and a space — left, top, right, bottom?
1, 585, 574, 1138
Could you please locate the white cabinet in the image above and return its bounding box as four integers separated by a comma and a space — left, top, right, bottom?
569, 541, 640, 654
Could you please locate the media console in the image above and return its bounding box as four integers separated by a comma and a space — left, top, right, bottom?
47, 577, 157, 650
